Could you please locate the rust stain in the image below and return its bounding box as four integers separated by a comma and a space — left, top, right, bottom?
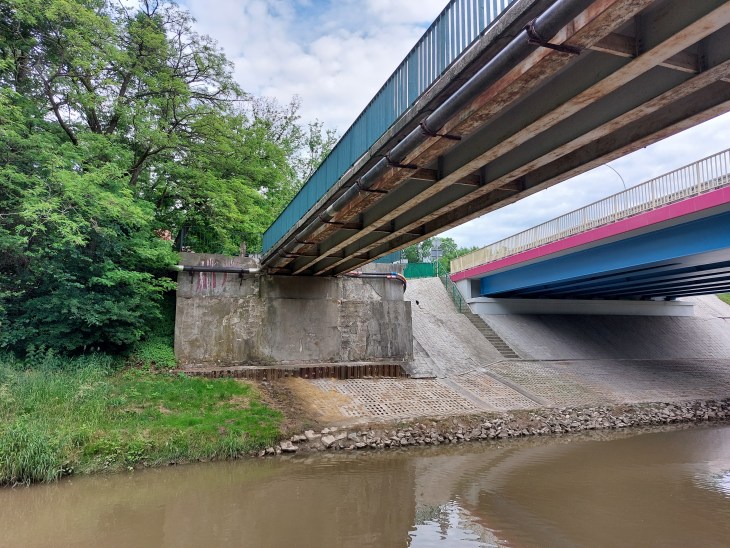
269, 0, 728, 275
301, 0, 642, 275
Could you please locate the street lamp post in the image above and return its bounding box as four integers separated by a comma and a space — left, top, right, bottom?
432, 237, 442, 278
604, 163, 627, 191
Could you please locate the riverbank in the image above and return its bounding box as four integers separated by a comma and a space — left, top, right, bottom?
3, 354, 730, 486
252, 397, 730, 455
0, 357, 281, 486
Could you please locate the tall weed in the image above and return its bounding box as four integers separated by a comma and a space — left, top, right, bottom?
0, 421, 66, 485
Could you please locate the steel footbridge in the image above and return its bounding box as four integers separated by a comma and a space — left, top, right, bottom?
261, 0, 730, 277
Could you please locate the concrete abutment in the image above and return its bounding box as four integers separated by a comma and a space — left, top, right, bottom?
174, 253, 413, 366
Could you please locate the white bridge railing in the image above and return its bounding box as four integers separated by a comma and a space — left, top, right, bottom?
451, 148, 730, 274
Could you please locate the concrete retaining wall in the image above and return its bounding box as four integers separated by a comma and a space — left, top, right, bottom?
483, 305, 730, 360
175, 254, 412, 365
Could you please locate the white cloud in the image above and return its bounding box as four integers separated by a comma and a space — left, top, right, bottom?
181, 0, 447, 130
365, 0, 448, 24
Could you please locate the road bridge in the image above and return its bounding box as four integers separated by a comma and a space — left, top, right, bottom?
450, 148, 730, 309
261, 0, 730, 277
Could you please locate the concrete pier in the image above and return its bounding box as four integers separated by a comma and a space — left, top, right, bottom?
174, 253, 412, 366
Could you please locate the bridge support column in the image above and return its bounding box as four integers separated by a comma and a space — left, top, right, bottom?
174, 253, 413, 366
455, 279, 481, 300
468, 297, 694, 316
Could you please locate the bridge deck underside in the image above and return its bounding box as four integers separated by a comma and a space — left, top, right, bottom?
263, 0, 730, 277
478, 210, 730, 299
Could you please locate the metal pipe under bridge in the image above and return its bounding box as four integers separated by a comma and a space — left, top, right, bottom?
261, 0, 730, 276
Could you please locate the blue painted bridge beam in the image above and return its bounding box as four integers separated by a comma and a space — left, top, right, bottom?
480, 211, 730, 299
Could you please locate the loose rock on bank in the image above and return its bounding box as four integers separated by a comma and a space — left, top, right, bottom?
258, 399, 730, 456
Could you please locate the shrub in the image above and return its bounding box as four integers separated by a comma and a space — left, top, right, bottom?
129, 337, 177, 370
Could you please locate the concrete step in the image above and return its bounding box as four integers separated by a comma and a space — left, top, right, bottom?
439, 276, 520, 359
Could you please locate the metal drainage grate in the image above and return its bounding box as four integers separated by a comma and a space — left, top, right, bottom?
310, 378, 480, 419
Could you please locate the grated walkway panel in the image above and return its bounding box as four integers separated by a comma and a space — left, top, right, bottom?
487, 359, 730, 406
451, 370, 539, 410
301, 358, 730, 423
311, 378, 480, 419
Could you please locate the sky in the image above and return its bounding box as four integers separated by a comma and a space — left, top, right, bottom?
179, 0, 730, 249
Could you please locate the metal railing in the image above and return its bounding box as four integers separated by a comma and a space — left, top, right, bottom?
440, 275, 466, 312
451, 148, 730, 273
263, 0, 515, 252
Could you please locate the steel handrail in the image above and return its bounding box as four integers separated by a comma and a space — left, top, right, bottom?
452, 148, 730, 273
263, 0, 516, 252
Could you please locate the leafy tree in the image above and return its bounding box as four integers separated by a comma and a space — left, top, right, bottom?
0, 0, 336, 353
0, 88, 176, 352
402, 237, 477, 273
246, 97, 338, 205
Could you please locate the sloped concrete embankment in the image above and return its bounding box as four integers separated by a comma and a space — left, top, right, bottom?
483, 295, 730, 361
294, 280, 730, 425
406, 278, 504, 378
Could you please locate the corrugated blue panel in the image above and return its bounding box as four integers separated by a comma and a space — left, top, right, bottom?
262, 0, 515, 253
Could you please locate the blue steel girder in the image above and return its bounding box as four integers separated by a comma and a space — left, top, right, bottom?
479, 211, 730, 299
516, 262, 730, 297
262, 0, 730, 277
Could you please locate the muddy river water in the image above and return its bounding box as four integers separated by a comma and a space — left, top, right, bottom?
1, 423, 729, 547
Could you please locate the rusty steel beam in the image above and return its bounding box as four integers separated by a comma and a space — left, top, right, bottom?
309, 0, 730, 276
264, 0, 616, 274
265, 0, 730, 276
285, 0, 648, 275
339, 73, 730, 273
335, 91, 730, 275
590, 32, 700, 72
323, 61, 730, 274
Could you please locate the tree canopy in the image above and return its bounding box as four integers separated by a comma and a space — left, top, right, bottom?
402, 237, 477, 274
0, 0, 335, 354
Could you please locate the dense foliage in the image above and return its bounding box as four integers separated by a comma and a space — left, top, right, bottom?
0, 0, 335, 354
402, 237, 477, 274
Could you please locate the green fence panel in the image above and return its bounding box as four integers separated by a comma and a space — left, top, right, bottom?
404, 263, 436, 278
373, 250, 403, 264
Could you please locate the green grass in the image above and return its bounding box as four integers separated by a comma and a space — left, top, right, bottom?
718, 294, 730, 306
0, 354, 282, 485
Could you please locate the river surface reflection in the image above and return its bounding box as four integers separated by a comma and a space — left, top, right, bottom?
1, 423, 730, 547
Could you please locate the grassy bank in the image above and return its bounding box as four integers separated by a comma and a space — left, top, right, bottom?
719, 294, 730, 306
0, 354, 282, 486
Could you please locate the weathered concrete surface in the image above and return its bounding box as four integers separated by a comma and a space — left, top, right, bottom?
175, 254, 412, 365
360, 262, 405, 274
405, 278, 503, 378
482, 296, 730, 361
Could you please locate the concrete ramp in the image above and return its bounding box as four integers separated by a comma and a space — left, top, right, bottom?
297, 292, 730, 423
405, 278, 503, 377
483, 296, 730, 361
